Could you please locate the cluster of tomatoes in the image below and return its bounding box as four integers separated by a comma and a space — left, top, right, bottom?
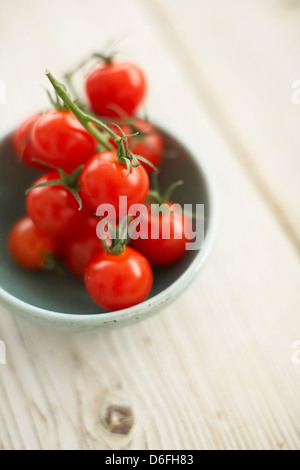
9, 55, 192, 311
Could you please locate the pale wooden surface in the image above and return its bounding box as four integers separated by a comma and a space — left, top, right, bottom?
0, 0, 300, 450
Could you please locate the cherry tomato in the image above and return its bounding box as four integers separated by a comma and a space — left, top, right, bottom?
130, 119, 164, 173
108, 120, 164, 173
131, 202, 193, 266
12, 114, 45, 169
26, 172, 88, 238
85, 246, 153, 311
63, 215, 104, 278
79, 151, 149, 214
31, 110, 97, 174
8, 216, 61, 270
85, 62, 146, 117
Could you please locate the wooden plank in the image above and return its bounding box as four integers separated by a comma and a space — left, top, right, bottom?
146, 0, 300, 248
0, 0, 299, 450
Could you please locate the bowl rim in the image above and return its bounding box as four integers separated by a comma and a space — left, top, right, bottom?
0, 120, 218, 328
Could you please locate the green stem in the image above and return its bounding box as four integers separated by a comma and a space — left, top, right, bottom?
63, 72, 81, 104
45, 71, 119, 150
65, 52, 113, 79
147, 178, 184, 205
45, 72, 155, 171
42, 252, 65, 274
87, 115, 121, 141
63, 52, 114, 103
26, 163, 84, 210
162, 180, 184, 202
98, 217, 130, 255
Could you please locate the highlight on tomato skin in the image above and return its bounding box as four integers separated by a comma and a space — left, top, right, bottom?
8, 216, 62, 271
84, 246, 153, 311
85, 61, 147, 118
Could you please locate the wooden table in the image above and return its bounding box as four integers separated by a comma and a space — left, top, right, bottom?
0, 0, 299, 450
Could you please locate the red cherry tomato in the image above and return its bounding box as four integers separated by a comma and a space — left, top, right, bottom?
108, 120, 164, 173
31, 111, 97, 174
130, 119, 164, 173
8, 216, 61, 270
85, 246, 153, 311
79, 151, 149, 214
12, 114, 45, 170
63, 215, 104, 278
26, 172, 88, 238
85, 62, 146, 117
131, 202, 193, 266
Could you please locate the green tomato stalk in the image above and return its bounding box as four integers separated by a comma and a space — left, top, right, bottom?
45, 71, 155, 174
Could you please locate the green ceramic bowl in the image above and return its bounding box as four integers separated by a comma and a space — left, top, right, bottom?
0, 122, 217, 332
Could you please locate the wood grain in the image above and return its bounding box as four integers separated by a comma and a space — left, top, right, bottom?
147, 0, 300, 249
0, 0, 299, 450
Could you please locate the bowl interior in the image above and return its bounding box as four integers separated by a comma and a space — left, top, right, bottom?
0, 129, 210, 315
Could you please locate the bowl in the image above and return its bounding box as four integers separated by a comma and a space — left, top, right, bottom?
0, 122, 217, 332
